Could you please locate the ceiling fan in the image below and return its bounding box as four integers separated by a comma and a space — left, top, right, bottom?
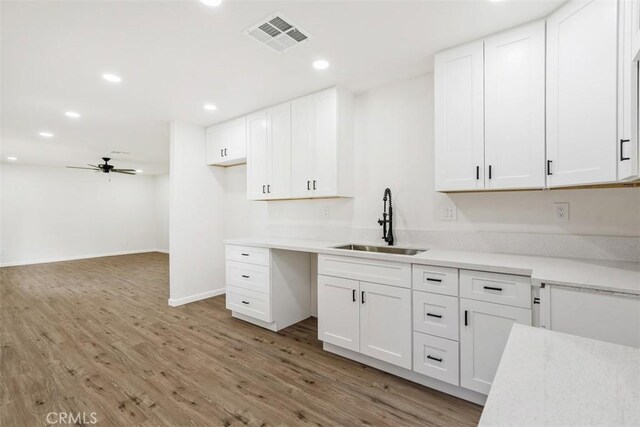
66, 157, 137, 175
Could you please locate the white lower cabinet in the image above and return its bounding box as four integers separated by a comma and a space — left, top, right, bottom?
359, 281, 412, 369
317, 275, 360, 352
413, 332, 459, 386
459, 298, 531, 394
318, 274, 411, 369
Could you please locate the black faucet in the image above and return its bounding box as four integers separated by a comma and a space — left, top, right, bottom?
377, 188, 394, 246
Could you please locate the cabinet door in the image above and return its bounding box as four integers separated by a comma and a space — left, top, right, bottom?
359, 281, 412, 369
291, 94, 314, 198
317, 275, 360, 352
225, 116, 247, 162
246, 110, 269, 200
546, 0, 618, 187
205, 124, 225, 165
620, 0, 639, 180
485, 21, 545, 189
549, 286, 640, 348
434, 40, 485, 191
311, 88, 339, 197
266, 102, 292, 200
633, 0, 640, 60
460, 299, 531, 394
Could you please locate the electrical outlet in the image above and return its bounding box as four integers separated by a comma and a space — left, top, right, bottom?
441, 206, 457, 221
554, 202, 569, 221
322, 207, 330, 218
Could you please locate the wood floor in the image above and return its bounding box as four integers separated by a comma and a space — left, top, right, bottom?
1, 252, 482, 426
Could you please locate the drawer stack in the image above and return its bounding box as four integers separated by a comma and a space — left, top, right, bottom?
225, 245, 272, 323
411, 265, 461, 386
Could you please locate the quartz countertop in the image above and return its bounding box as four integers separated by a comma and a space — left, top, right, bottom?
224, 237, 640, 295
479, 324, 640, 426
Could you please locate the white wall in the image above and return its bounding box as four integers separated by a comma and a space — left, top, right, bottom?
155, 174, 170, 252
223, 74, 640, 261
169, 121, 226, 306
0, 163, 164, 266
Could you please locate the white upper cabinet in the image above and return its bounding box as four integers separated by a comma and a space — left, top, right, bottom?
291, 87, 354, 198
205, 116, 247, 166
484, 21, 546, 190
546, 0, 618, 187
435, 40, 485, 192
247, 103, 292, 200
246, 110, 269, 200
632, 0, 640, 59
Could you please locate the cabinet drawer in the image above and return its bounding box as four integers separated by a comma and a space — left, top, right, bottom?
460, 270, 531, 308
226, 261, 270, 294
318, 254, 411, 288
413, 332, 459, 386
226, 245, 270, 266
412, 265, 459, 296
226, 286, 272, 323
413, 292, 459, 341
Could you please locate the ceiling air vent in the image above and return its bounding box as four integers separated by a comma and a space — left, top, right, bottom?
245, 13, 311, 53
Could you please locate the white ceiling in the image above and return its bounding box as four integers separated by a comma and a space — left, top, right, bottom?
1, 0, 564, 175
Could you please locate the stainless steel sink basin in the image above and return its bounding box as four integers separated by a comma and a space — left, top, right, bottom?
333, 244, 426, 256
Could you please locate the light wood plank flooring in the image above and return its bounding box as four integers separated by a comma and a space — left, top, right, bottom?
1, 252, 482, 426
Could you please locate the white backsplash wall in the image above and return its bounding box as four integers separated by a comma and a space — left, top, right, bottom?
224, 74, 640, 262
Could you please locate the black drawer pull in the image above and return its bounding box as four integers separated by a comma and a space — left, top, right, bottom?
547, 160, 553, 175
483, 286, 503, 292
241, 275, 250, 279
307, 180, 310, 190
426, 313, 442, 319
621, 139, 630, 161
427, 355, 443, 363
241, 300, 250, 305
426, 278, 442, 283
361, 291, 366, 304
476, 165, 480, 180
464, 310, 468, 326
352, 289, 356, 302
313, 180, 317, 190
241, 253, 249, 256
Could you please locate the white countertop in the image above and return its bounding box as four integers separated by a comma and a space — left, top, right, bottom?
224, 237, 640, 295
479, 324, 640, 427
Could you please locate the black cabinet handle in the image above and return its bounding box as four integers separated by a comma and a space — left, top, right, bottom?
483, 286, 503, 292
426, 278, 442, 283
426, 313, 442, 319
464, 310, 468, 326
547, 160, 553, 175
241, 253, 249, 257
267, 184, 271, 193
224, 148, 227, 157
307, 180, 310, 190
241, 275, 250, 279
621, 139, 630, 161
488, 165, 492, 179
361, 291, 365, 304
476, 166, 480, 180
427, 355, 443, 363
313, 180, 317, 190
241, 301, 250, 305
352, 289, 356, 302
220, 149, 224, 157
533, 297, 540, 305
262, 185, 266, 194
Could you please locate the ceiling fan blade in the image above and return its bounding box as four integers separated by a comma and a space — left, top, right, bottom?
87, 164, 99, 168
112, 170, 136, 175
66, 166, 99, 170
112, 168, 136, 172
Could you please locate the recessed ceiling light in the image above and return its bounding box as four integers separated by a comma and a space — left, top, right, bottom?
135, 169, 143, 173
65, 111, 81, 119
313, 60, 330, 70
102, 73, 122, 83
7, 156, 17, 161
39, 131, 54, 138
200, 0, 222, 6
203, 104, 217, 111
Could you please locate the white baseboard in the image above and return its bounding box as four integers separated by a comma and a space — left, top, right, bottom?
155, 249, 170, 254
0, 249, 161, 267
168, 288, 225, 307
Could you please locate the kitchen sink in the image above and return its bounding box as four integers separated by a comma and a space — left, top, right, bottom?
332, 244, 426, 256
